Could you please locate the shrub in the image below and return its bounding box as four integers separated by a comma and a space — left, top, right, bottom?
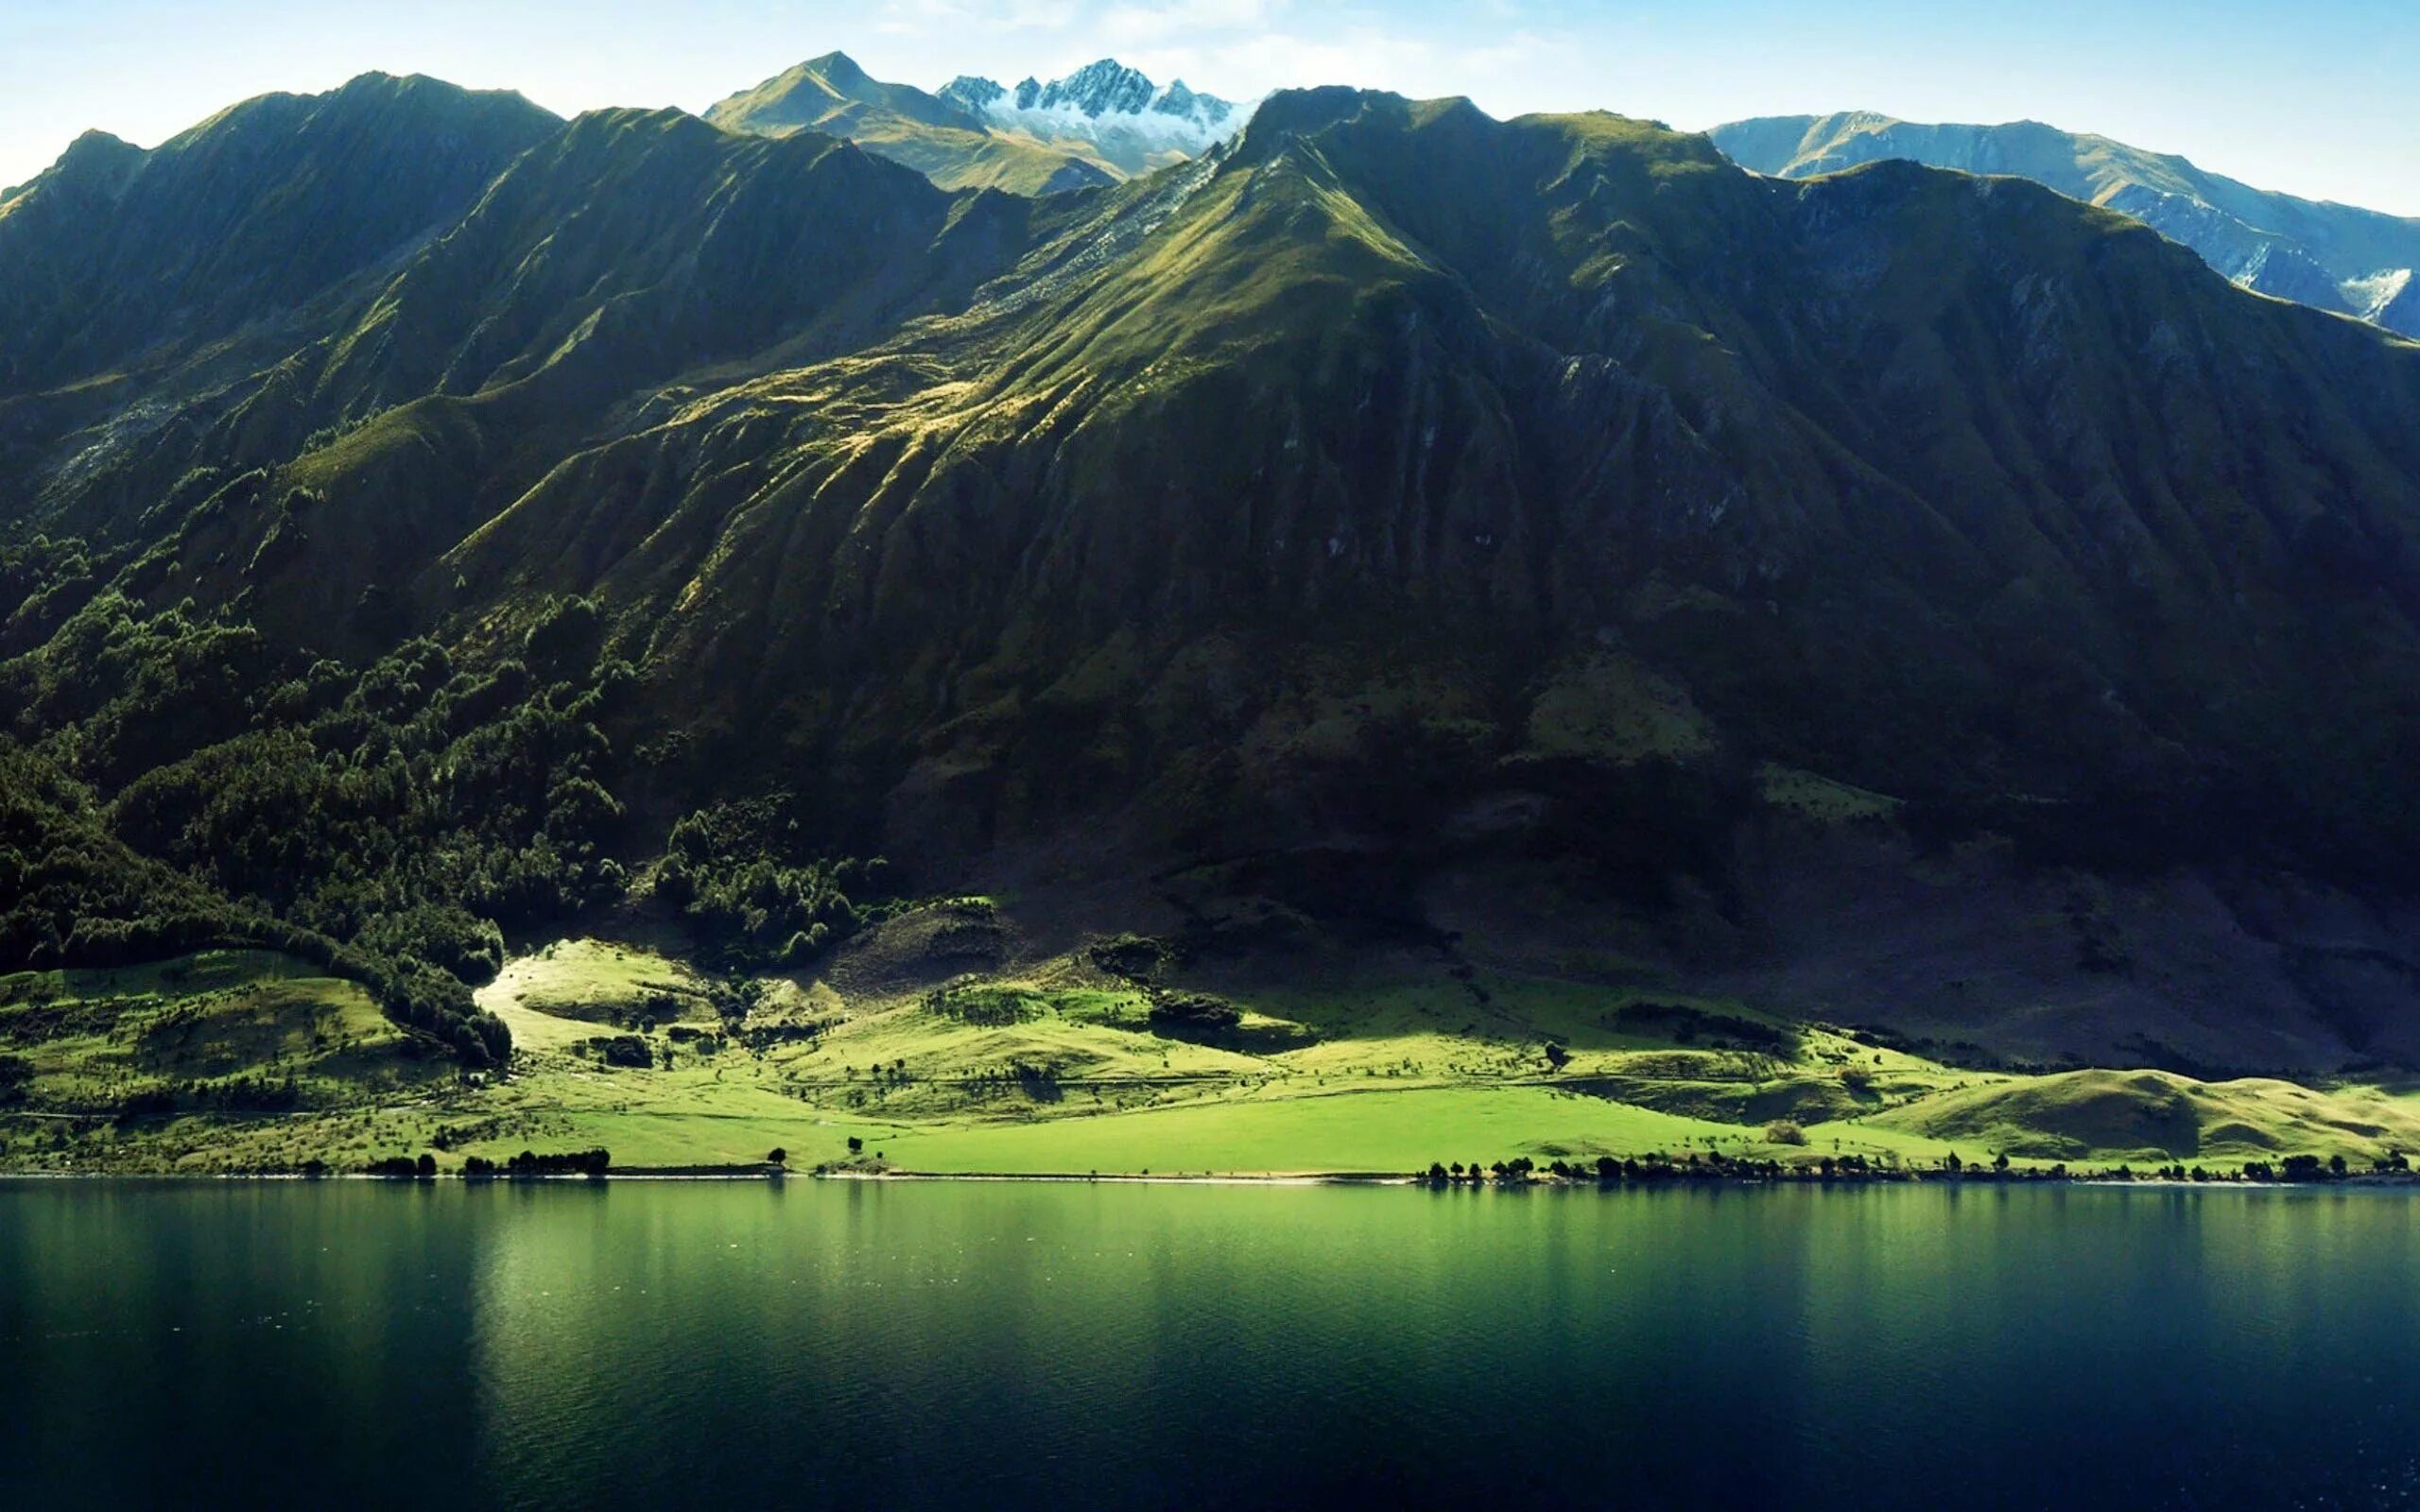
928, 982, 1040, 1025
1763, 1119, 1808, 1146
597, 1036, 652, 1070
1087, 934, 1167, 980
1147, 991, 1242, 1032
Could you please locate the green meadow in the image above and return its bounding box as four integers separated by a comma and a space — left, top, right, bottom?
9, 930, 2419, 1178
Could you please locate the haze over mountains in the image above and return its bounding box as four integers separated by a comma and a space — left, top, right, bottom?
4, 58, 2420, 1076
1713, 112, 2420, 336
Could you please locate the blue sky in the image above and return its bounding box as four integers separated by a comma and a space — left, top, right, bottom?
6, 0, 2417, 214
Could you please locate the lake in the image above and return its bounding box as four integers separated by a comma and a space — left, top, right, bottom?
5, 1178, 2419, 1510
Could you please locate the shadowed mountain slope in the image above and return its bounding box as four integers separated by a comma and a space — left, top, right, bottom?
418, 91, 2420, 876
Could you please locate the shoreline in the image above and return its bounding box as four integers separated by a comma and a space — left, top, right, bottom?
9, 1166, 2420, 1190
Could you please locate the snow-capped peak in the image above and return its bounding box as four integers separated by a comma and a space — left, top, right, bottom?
939, 59, 1249, 168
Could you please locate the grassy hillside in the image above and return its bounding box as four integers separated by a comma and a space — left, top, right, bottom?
9, 921, 2416, 1177
0, 949, 462, 1171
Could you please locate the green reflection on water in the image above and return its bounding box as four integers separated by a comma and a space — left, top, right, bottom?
6, 1181, 2419, 1511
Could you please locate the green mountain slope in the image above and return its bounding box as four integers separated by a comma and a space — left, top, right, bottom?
706, 52, 1118, 195
5, 79, 2420, 1092
1711, 112, 2420, 335
0, 73, 561, 393
21, 108, 1045, 639
435, 89, 2420, 878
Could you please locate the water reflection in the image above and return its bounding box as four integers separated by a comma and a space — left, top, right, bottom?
5, 1181, 2419, 1510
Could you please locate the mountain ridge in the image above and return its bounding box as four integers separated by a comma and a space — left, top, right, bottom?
707, 51, 1238, 194
1711, 111, 2420, 335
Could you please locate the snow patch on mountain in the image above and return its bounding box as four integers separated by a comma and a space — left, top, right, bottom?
2344, 266, 2414, 322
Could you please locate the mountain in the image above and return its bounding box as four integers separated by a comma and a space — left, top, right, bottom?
939, 58, 1245, 175
705, 51, 1117, 195
0, 74, 561, 396
1710, 112, 2420, 337
709, 54, 1244, 192
7, 79, 2420, 1080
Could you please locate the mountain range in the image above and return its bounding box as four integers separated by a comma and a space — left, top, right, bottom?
705, 52, 1242, 194
5, 65, 2420, 1077
1712, 112, 2420, 336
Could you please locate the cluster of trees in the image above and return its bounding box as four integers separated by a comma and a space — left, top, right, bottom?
1087, 934, 1169, 981
0, 568, 652, 1067
1612, 1001, 1791, 1054
1146, 990, 1242, 1033
594, 1035, 652, 1069
651, 797, 881, 970
108, 1073, 304, 1118
1420, 1150, 2050, 1184
370, 1149, 614, 1178
3, 523, 898, 1090
367, 1153, 440, 1178
2238, 1153, 2394, 1182
455, 1149, 613, 1177
1425, 1158, 1538, 1185
1422, 1150, 2420, 1185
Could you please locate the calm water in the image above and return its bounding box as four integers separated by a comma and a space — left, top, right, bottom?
5, 1180, 2420, 1510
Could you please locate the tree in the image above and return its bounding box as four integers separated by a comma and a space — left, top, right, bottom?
768, 1147, 788, 1166
416, 1152, 437, 1180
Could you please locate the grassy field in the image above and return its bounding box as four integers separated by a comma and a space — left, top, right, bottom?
0, 950, 462, 1172
7, 931, 2418, 1177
